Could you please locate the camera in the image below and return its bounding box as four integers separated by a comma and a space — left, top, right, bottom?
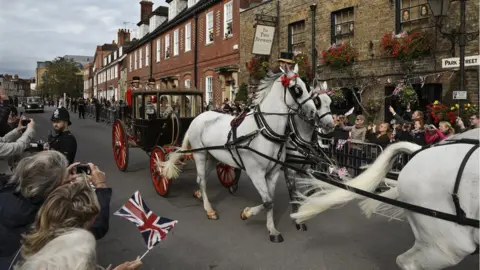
21, 119, 31, 126
74, 164, 92, 175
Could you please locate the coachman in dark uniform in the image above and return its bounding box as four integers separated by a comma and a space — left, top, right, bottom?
48, 107, 77, 164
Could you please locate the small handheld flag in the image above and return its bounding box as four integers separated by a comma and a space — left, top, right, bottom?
114, 191, 178, 251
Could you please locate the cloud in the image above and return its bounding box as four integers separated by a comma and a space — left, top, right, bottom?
0, 0, 166, 78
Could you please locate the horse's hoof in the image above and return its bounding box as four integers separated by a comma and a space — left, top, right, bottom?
240, 209, 249, 220
269, 234, 284, 243
228, 184, 238, 195
295, 223, 308, 231
193, 190, 202, 200
207, 212, 219, 220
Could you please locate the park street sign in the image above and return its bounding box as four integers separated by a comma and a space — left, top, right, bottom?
453, 91, 467, 100
442, 55, 480, 69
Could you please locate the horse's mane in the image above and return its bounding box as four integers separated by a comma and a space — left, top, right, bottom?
251, 71, 283, 105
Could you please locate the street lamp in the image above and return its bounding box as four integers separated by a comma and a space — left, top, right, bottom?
428, 0, 479, 116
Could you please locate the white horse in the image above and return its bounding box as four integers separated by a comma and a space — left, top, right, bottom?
292, 128, 479, 269
161, 64, 326, 242
284, 80, 335, 231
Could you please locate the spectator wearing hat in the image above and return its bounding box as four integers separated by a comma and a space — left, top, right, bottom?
48, 107, 77, 165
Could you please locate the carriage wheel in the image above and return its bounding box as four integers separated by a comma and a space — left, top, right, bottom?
216, 163, 241, 192
112, 119, 129, 171
150, 146, 170, 197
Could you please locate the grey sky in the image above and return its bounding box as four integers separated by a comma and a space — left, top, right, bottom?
0, 0, 165, 78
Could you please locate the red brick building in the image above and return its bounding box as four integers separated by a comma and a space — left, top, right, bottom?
82, 63, 93, 98
95, 29, 132, 101
126, 0, 240, 107
92, 43, 118, 98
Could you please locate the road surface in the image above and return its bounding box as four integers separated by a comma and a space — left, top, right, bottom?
26, 106, 478, 270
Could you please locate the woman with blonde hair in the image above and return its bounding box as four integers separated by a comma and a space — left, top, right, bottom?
425, 121, 455, 144
15, 178, 141, 270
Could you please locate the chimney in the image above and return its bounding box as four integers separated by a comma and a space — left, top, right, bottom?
118, 29, 131, 46
140, 0, 153, 23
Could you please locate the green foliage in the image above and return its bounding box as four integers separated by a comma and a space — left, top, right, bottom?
235, 83, 249, 102
38, 57, 83, 97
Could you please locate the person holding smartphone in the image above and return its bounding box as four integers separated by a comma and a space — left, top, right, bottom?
0, 116, 35, 159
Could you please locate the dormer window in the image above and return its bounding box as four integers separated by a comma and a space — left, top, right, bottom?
114, 51, 117, 60
169, 1, 177, 21
119, 47, 123, 57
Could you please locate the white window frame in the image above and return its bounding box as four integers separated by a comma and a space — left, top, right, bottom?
206, 12, 214, 44
165, 34, 170, 59
185, 79, 191, 88
224, 1, 233, 38
145, 45, 149, 66
139, 49, 143, 68
205, 76, 213, 102
173, 29, 179, 56
129, 54, 132, 71
114, 51, 117, 60
156, 39, 161, 62
119, 47, 123, 56
185, 23, 191, 52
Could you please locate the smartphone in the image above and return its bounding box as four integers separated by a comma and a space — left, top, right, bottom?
21, 119, 31, 126
75, 164, 92, 175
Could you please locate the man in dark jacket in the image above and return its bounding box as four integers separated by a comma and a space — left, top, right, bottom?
78, 97, 86, 119
48, 108, 77, 164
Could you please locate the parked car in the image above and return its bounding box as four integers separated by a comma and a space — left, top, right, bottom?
24, 96, 44, 113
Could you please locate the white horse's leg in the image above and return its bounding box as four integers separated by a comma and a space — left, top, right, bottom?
193, 152, 218, 220
265, 168, 282, 242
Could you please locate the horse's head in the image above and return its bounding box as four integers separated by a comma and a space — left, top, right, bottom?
310, 80, 335, 134
280, 64, 317, 122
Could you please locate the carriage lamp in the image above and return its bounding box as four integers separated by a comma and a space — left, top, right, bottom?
132, 76, 140, 88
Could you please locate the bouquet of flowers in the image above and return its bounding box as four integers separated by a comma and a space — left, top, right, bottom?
426, 100, 458, 124
396, 85, 419, 108
321, 42, 357, 68
380, 31, 431, 61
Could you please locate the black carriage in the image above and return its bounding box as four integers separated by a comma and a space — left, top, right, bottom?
112, 89, 241, 196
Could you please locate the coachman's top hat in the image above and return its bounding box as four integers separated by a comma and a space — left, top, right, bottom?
51, 107, 72, 125
278, 52, 295, 64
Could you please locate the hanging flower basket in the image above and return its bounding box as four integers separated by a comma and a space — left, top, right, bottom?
463, 103, 479, 117
396, 85, 419, 109
426, 100, 458, 124
246, 56, 270, 81
329, 88, 346, 105
321, 42, 357, 69
381, 31, 431, 61
293, 53, 313, 83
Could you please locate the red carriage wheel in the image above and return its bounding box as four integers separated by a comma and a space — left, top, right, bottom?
112, 119, 129, 171
216, 163, 241, 190
150, 146, 170, 197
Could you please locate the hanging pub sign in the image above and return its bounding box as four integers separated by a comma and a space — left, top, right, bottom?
252, 25, 276, 55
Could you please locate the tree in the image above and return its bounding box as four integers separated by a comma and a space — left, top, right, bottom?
37, 57, 82, 98
235, 83, 249, 103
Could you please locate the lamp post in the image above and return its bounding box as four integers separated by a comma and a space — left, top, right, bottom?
428, 0, 479, 116
310, 3, 317, 83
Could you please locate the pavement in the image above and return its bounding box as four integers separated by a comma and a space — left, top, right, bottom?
24, 106, 478, 270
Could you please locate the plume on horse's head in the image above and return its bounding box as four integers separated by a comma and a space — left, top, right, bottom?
251, 71, 283, 105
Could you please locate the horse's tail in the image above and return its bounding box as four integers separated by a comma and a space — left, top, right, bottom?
358, 187, 404, 220
291, 142, 421, 223
161, 132, 191, 179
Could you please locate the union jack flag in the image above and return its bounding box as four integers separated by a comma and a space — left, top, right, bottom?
114, 191, 178, 249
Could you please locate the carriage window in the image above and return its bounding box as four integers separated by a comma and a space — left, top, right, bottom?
184, 95, 202, 117
159, 95, 172, 118
134, 95, 145, 119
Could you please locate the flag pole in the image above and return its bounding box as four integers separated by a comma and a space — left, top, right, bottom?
139, 248, 151, 260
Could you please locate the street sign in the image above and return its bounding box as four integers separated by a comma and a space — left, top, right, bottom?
453, 91, 467, 100
442, 55, 480, 69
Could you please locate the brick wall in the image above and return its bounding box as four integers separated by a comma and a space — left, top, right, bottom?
240, 0, 479, 119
